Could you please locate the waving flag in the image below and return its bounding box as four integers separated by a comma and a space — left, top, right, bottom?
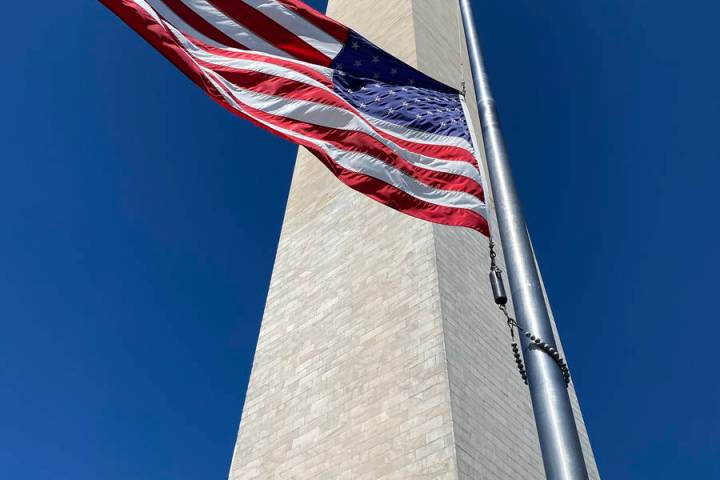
101, 0, 489, 234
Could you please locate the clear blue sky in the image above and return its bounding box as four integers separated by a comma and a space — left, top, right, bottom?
1, 1, 718, 478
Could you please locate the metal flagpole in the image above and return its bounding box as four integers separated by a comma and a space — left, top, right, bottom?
458, 1, 590, 479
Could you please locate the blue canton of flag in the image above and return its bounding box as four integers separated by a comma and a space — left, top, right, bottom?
332, 32, 471, 143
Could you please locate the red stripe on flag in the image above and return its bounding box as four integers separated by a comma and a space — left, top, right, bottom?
206, 0, 333, 66
100, 1, 224, 96
317, 153, 489, 234
273, 0, 349, 44
376, 133, 479, 168
208, 66, 353, 108
184, 34, 334, 88
157, 0, 247, 49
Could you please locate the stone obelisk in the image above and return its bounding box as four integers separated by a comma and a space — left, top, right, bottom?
228, 1, 600, 478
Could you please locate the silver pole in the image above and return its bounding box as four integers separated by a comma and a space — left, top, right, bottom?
458, 1, 590, 479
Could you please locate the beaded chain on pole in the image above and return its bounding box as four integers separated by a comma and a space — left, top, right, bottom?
488, 241, 571, 387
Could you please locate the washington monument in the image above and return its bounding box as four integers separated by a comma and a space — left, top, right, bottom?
228, 1, 600, 478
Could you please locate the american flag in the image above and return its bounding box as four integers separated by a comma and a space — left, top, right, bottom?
101, 0, 489, 235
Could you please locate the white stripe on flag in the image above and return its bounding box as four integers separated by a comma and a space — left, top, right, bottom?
171, 27, 332, 88
241, 0, 344, 59
178, 0, 289, 56
322, 145, 487, 215
144, 0, 225, 48
135, 0, 165, 23
364, 115, 474, 153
